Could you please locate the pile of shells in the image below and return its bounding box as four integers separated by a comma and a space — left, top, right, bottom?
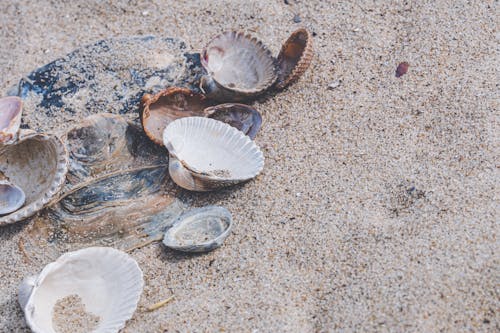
8, 28, 313, 333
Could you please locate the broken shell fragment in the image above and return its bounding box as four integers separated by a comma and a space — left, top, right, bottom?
0, 131, 68, 226
206, 103, 262, 139
163, 206, 232, 253
0, 181, 25, 215
275, 28, 313, 90
163, 117, 264, 191
18, 247, 143, 333
200, 31, 277, 101
0, 96, 22, 144
141, 87, 212, 145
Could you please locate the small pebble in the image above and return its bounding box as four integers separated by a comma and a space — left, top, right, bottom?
327, 80, 341, 90
293, 14, 301, 23
395, 62, 409, 77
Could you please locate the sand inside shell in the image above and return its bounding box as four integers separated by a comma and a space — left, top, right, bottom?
52, 294, 100, 333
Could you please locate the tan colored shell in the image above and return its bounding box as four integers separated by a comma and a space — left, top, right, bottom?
0, 131, 68, 225
141, 87, 212, 145
275, 28, 313, 90
0, 96, 22, 144
200, 31, 277, 101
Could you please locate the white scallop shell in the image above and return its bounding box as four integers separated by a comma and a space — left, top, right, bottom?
0, 96, 22, 145
18, 247, 144, 333
0, 131, 68, 226
163, 206, 233, 253
163, 117, 264, 191
200, 31, 277, 101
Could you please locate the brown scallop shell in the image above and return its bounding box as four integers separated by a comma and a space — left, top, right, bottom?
141, 87, 212, 145
275, 28, 313, 90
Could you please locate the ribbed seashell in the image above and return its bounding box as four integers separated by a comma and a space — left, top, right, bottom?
163, 117, 264, 191
275, 28, 313, 90
206, 103, 262, 139
163, 206, 233, 253
141, 87, 212, 145
0, 181, 25, 215
18, 247, 143, 333
0, 96, 22, 144
200, 31, 277, 102
0, 131, 68, 226
19, 114, 185, 260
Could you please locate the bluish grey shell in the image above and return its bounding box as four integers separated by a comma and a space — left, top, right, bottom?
20, 114, 186, 261
163, 206, 233, 253
10, 36, 204, 135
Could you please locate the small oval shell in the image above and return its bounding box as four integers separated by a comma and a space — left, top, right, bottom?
18, 247, 143, 333
0, 131, 68, 226
206, 103, 262, 139
0, 182, 25, 215
163, 117, 264, 191
141, 87, 212, 145
275, 28, 313, 90
0, 96, 22, 144
163, 206, 232, 252
200, 31, 277, 101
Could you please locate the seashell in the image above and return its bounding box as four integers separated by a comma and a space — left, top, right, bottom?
0, 131, 68, 226
0, 96, 22, 144
0, 181, 25, 215
19, 114, 185, 261
13, 36, 202, 136
163, 206, 233, 253
163, 117, 264, 191
141, 87, 212, 145
18, 247, 143, 333
275, 28, 313, 90
200, 31, 277, 102
206, 103, 262, 139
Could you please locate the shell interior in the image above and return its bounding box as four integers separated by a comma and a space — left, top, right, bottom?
19, 114, 186, 261
19, 247, 143, 333
276, 28, 313, 89
141, 87, 211, 145
164, 117, 264, 181
0, 132, 68, 226
206, 103, 262, 139
202, 31, 276, 93
163, 206, 232, 252
0, 183, 25, 215
0, 96, 22, 143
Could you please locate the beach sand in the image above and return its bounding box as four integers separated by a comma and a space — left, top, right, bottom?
0, 1, 498, 332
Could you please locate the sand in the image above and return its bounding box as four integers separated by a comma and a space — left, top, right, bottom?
0, 1, 498, 332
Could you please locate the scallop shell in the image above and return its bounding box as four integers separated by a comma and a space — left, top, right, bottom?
163, 117, 264, 191
19, 114, 185, 261
0, 181, 25, 215
0, 96, 22, 144
206, 103, 262, 139
0, 131, 68, 226
163, 206, 233, 253
18, 247, 143, 333
200, 31, 277, 102
141, 87, 212, 145
275, 28, 313, 90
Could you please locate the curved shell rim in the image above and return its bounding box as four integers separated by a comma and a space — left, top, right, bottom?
201, 31, 277, 94
163, 117, 265, 182
0, 131, 69, 226
275, 28, 314, 90
163, 205, 233, 251
141, 87, 209, 145
21, 247, 144, 333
